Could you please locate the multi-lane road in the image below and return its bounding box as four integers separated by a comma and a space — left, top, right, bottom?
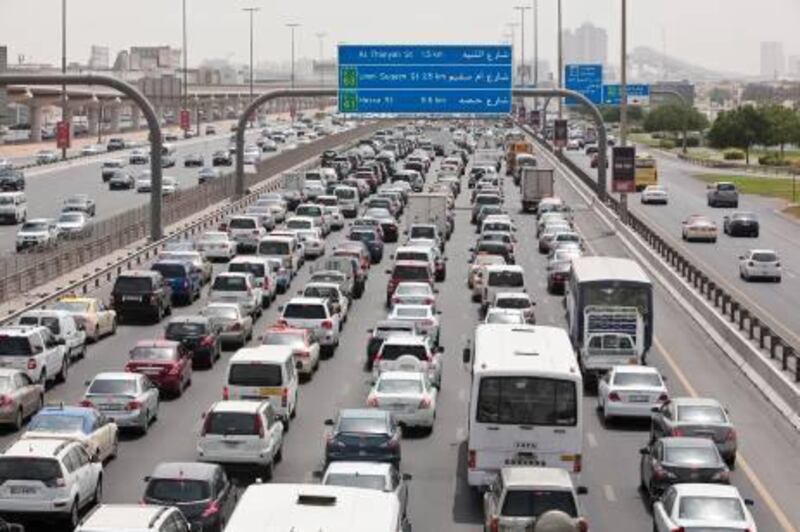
1, 129, 797, 531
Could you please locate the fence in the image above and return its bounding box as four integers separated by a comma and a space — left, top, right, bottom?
525, 126, 800, 385
0, 122, 381, 302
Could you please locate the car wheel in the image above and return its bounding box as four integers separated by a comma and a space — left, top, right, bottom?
57, 357, 69, 383
262, 460, 274, 481
93, 476, 103, 504
110, 434, 119, 459
110, 318, 117, 335
140, 412, 150, 435
12, 408, 22, 431
91, 325, 100, 344
275, 442, 284, 463
67, 499, 79, 528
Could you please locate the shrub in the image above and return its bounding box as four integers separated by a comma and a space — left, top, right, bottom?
658, 139, 676, 149
685, 136, 701, 148
723, 149, 745, 160
758, 154, 791, 166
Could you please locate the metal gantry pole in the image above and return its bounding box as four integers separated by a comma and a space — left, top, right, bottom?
619, 0, 628, 218
513, 6, 531, 89
533, 0, 539, 108
557, 0, 563, 118
61, 0, 67, 160
315, 32, 326, 87
243, 7, 260, 118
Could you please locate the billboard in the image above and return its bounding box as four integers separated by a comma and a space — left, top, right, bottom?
612, 146, 636, 193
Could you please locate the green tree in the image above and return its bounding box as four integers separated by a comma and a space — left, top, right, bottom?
643, 104, 709, 143
707, 106, 770, 164
599, 105, 644, 123
708, 87, 732, 106
762, 105, 800, 159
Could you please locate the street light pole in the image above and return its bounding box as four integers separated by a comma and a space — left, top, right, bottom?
243, 7, 260, 122
181, 0, 188, 134
505, 22, 519, 86
61, 0, 67, 160
557, 0, 563, 118
286, 23, 301, 89
620, 0, 628, 147
533, 0, 539, 106
315, 32, 327, 87
513, 6, 531, 89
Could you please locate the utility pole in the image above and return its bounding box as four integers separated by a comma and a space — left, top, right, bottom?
505, 22, 519, 86
513, 6, 531, 89
619, 0, 629, 216
286, 23, 301, 89
315, 32, 326, 87
243, 7, 260, 123
182, 0, 188, 134
61, 0, 67, 159
533, 0, 539, 108
557, 0, 563, 118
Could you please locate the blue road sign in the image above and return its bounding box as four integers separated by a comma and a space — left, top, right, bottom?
603, 84, 650, 105
564, 64, 603, 105
338, 45, 512, 115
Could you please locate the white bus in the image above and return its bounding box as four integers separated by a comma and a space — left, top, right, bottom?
463, 324, 583, 488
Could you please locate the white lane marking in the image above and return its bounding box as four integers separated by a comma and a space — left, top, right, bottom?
456, 427, 466, 441
586, 432, 598, 448
603, 484, 617, 503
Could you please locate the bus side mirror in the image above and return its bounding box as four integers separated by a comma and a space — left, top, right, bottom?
462, 341, 472, 365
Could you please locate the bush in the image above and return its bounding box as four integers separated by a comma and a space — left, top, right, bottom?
658, 139, 676, 149
758, 154, 791, 166
685, 136, 701, 148
651, 132, 664, 139
723, 149, 745, 160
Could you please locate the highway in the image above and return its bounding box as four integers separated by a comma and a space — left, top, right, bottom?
0, 121, 333, 255
0, 129, 797, 531
564, 146, 800, 353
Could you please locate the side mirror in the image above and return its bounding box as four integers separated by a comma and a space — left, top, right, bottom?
738, 256, 744, 260
311, 470, 324, 480
143, 476, 152, 482
650, 406, 660, 413
385, 269, 392, 274
402, 473, 413, 481
437, 346, 445, 353
277, 305, 284, 312
744, 498, 755, 507
639, 447, 650, 455
323, 418, 334, 426
84, 380, 91, 387
576, 486, 589, 495
462, 341, 472, 364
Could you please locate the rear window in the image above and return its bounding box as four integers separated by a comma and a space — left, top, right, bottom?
296, 206, 322, 217
130, 346, 178, 361
664, 445, 720, 466
229, 218, 256, 229
488, 271, 524, 287
501, 489, 578, 518
677, 405, 726, 424
259, 240, 290, 256
396, 252, 429, 263
205, 411, 261, 435
335, 189, 356, 199
752, 252, 778, 262
287, 219, 312, 229
114, 276, 153, 293
612, 372, 662, 387
717, 183, 736, 192
152, 263, 186, 279
678, 497, 745, 521
476, 195, 502, 206
0, 458, 62, 484
229, 262, 265, 277
496, 297, 530, 309
393, 265, 430, 281
337, 416, 388, 434
146, 479, 210, 503
325, 473, 386, 491
212, 276, 247, 291
350, 231, 376, 243
410, 227, 435, 239
228, 363, 282, 386
88, 378, 137, 395
0, 336, 33, 356
19, 316, 61, 335
166, 322, 207, 337
379, 343, 428, 361
283, 304, 327, 319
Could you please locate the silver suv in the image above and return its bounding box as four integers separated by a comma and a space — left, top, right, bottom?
707, 182, 739, 208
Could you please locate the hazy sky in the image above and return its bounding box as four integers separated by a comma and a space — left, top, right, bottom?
2, 0, 799, 75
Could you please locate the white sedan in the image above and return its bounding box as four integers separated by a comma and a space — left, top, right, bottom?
640, 185, 668, 204
324, 206, 345, 230
297, 228, 325, 258
367, 371, 438, 430
196, 231, 237, 261
387, 304, 441, 347
682, 215, 717, 242
739, 249, 781, 282
390, 282, 437, 308
597, 365, 669, 422
484, 308, 526, 324
653, 484, 757, 532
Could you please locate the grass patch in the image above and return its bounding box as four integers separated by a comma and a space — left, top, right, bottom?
693, 173, 800, 203
629, 133, 661, 148
781, 205, 800, 219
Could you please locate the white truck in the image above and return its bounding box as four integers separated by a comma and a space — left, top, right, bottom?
282, 172, 305, 193
405, 193, 450, 239
520, 167, 555, 213
578, 306, 644, 383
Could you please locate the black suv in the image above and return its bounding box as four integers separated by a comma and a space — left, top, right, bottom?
0, 168, 25, 191
106, 138, 126, 151
212, 151, 233, 166
111, 270, 172, 323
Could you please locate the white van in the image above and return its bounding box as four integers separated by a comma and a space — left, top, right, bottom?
0, 192, 27, 225
224, 345, 298, 427
224, 483, 409, 532
481, 265, 526, 310
257, 235, 302, 279
462, 325, 583, 487
17, 309, 87, 361
334, 186, 359, 218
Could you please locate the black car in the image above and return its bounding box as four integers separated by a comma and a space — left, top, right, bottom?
321, 149, 338, 165
639, 437, 730, 500
0, 168, 25, 191
184, 154, 205, 167
282, 190, 304, 211
143, 462, 236, 532
324, 409, 402, 466
106, 138, 126, 151
108, 170, 135, 190
164, 315, 221, 368
212, 151, 233, 166
723, 212, 759, 237
111, 270, 172, 323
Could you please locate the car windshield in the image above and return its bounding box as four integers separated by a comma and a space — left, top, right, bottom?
678, 496, 745, 521
297, 206, 322, 216
229, 218, 256, 229
212, 276, 247, 291
114, 277, 153, 293
229, 262, 266, 277
612, 373, 662, 387
228, 364, 282, 386
732, 213, 755, 220
0, 458, 62, 483
394, 265, 429, 280
287, 219, 312, 229
325, 473, 387, 491
52, 300, 91, 313
350, 231, 376, 242
146, 479, 210, 503
337, 416, 388, 434
259, 241, 290, 255
486, 311, 524, 324
396, 251, 428, 262
377, 378, 423, 394
677, 405, 726, 423
305, 287, 336, 299
131, 346, 177, 361
664, 445, 720, 466
166, 322, 206, 337
21, 222, 48, 232
88, 378, 137, 395
58, 213, 83, 223
396, 285, 430, 296
28, 414, 86, 433
501, 489, 578, 518
488, 271, 524, 287
752, 252, 778, 262
717, 183, 736, 192
283, 303, 326, 319
477, 376, 577, 426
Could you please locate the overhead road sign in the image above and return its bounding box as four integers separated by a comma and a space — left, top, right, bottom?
338, 44, 512, 116
603, 83, 650, 105
564, 64, 603, 105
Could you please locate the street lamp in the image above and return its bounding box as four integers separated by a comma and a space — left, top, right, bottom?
557, 0, 563, 118
181, 0, 188, 132
61, 0, 67, 159
286, 23, 301, 89
315, 32, 327, 87
533, 0, 539, 108
242, 7, 260, 110
513, 6, 531, 88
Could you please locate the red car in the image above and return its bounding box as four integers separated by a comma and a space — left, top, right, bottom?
334, 241, 372, 273
124, 340, 192, 397
385, 260, 434, 306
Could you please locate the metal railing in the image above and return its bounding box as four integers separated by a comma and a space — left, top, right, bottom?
525, 125, 799, 383
0, 123, 381, 305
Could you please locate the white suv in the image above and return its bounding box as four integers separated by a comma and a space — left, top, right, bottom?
209, 272, 262, 317
279, 297, 341, 357
197, 400, 284, 480
76, 504, 190, 532
0, 438, 103, 528
0, 325, 69, 385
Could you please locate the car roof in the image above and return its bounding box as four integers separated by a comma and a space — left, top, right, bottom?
377, 371, 427, 382
324, 461, 393, 476
167, 315, 208, 324
133, 339, 179, 349
92, 372, 140, 381
35, 405, 96, 418
500, 467, 574, 490
5, 437, 76, 457
339, 408, 389, 420
611, 365, 661, 375
671, 397, 723, 407
495, 292, 530, 300
78, 504, 173, 528
381, 335, 427, 346
209, 400, 263, 414
485, 265, 524, 273
230, 345, 293, 363
286, 296, 327, 305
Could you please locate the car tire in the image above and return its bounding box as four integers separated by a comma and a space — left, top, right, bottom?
275, 442, 284, 463
110, 318, 117, 336
67, 499, 79, 528
57, 358, 69, 383
12, 408, 22, 431
110, 434, 119, 459
140, 413, 149, 435
93, 476, 103, 504
262, 461, 274, 481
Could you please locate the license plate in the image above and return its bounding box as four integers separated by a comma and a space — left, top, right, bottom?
10, 486, 36, 495
122, 295, 140, 302
259, 387, 280, 397
358, 450, 367, 456
628, 395, 650, 403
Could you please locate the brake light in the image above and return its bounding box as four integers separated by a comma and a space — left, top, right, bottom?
489, 517, 499, 532
201, 500, 220, 518
254, 414, 265, 438
27, 358, 37, 370
468, 449, 476, 469
671, 428, 683, 437
608, 392, 621, 402
573, 453, 582, 473
366, 395, 378, 407
182, 278, 189, 289
79, 399, 93, 408
658, 393, 669, 402
222, 386, 229, 400
262, 277, 270, 289
321, 320, 333, 330
421, 319, 434, 327
392, 297, 400, 304
281, 387, 288, 407
200, 335, 215, 347
167, 364, 181, 376
419, 397, 431, 409
125, 400, 142, 411
0, 395, 13, 407
44, 477, 66, 488
277, 318, 288, 327
577, 518, 589, 532
386, 435, 400, 449
294, 348, 309, 358
724, 429, 737, 442
230, 322, 242, 331
424, 297, 434, 305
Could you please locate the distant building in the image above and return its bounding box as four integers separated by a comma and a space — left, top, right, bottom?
651, 80, 695, 106
760, 41, 785, 79
0, 46, 9, 128
563, 23, 608, 66
88, 45, 109, 70
789, 55, 800, 78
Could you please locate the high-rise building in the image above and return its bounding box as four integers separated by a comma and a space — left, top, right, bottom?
563, 23, 608, 66
788, 55, 800, 78
88, 45, 109, 69
760, 41, 785, 79
0, 46, 8, 128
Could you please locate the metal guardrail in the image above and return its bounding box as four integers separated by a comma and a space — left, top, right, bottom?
0, 123, 381, 307
524, 125, 800, 384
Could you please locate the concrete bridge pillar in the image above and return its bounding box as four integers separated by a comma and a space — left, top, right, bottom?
109, 104, 121, 133
129, 104, 141, 131
87, 105, 99, 136
28, 101, 43, 142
